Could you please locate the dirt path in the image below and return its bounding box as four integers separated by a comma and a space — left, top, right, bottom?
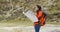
0, 24, 60, 32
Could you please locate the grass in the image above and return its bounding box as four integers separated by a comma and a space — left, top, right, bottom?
0, 19, 60, 27
46, 21, 60, 26
0, 18, 33, 27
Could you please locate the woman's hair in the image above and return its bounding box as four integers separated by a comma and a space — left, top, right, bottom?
36, 5, 42, 10
36, 5, 42, 13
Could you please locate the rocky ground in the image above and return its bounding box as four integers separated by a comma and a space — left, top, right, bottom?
0, 24, 60, 32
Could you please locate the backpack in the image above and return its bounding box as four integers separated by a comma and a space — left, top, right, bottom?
42, 12, 47, 25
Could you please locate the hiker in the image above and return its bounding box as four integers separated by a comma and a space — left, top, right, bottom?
34, 5, 46, 32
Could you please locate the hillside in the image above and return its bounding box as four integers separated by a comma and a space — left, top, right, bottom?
0, 0, 60, 25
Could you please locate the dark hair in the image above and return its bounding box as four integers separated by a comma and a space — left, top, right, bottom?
36, 5, 42, 10
36, 5, 42, 13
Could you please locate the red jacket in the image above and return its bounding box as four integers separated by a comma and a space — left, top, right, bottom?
34, 10, 45, 26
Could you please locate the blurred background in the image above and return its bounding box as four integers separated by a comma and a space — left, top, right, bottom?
0, 0, 60, 26
0, 0, 60, 32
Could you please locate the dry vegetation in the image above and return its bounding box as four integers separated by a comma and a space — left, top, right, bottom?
0, 0, 60, 26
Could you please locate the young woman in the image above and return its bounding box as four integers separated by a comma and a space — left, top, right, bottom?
34, 5, 46, 32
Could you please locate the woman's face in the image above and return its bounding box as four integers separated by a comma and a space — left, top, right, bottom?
35, 6, 39, 11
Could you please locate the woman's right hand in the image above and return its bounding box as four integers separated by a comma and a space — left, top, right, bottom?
34, 22, 38, 26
